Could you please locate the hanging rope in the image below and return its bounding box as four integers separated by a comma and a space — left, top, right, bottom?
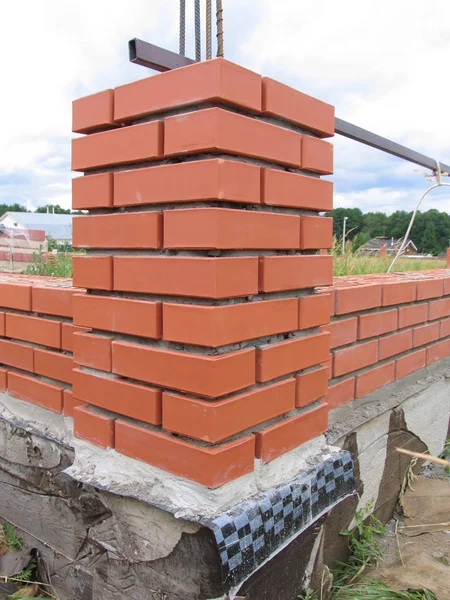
206, 0, 212, 59
195, 0, 201, 61
388, 160, 450, 272
179, 0, 186, 56
216, 0, 224, 57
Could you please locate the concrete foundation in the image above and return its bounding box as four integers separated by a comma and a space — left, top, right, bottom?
0, 359, 448, 599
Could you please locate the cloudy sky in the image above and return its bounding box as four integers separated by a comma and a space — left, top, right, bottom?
1, 0, 449, 214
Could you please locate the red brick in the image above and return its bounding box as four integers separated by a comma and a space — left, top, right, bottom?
295, 366, 328, 407
32, 286, 76, 318
321, 317, 357, 349
262, 168, 333, 211
301, 135, 333, 174
358, 309, 398, 340
256, 331, 330, 382
115, 420, 255, 488
300, 216, 333, 250
396, 349, 426, 379
398, 303, 428, 328
74, 332, 112, 372
74, 294, 161, 339
413, 322, 440, 348
73, 405, 115, 449
255, 402, 328, 463
335, 285, 382, 315
262, 77, 334, 137
163, 298, 298, 347
72, 89, 115, 133
429, 297, 450, 320
8, 372, 63, 413
382, 281, 417, 306
416, 278, 443, 300
72, 172, 113, 210
114, 256, 258, 299
298, 294, 331, 330
114, 159, 261, 207
326, 377, 355, 409
72, 255, 113, 291
333, 340, 378, 377
72, 120, 163, 171
61, 323, 91, 352
73, 212, 162, 249
115, 58, 262, 120
444, 277, 450, 295
426, 339, 450, 365
163, 378, 295, 443
0, 312, 4, 336
259, 255, 333, 292
0, 339, 33, 371
63, 389, 86, 418
0, 282, 31, 311
6, 313, 61, 349
112, 341, 255, 398
379, 329, 412, 360
440, 318, 450, 338
355, 362, 395, 398
73, 368, 161, 425
165, 108, 301, 168
34, 349, 73, 384
0, 367, 7, 391
163, 207, 301, 250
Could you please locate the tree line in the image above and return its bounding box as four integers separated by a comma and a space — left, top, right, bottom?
326, 208, 450, 256
0, 203, 82, 216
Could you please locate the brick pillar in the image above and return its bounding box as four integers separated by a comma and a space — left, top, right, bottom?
379, 245, 387, 257
71, 59, 334, 488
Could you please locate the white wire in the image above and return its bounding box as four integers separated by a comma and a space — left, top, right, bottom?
387, 163, 450, 273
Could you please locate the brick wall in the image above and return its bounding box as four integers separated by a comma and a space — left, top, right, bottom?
0, 274, 84, 414
2, 59, 448, 492
321, 270, 450, 409
70, 58, 334, 488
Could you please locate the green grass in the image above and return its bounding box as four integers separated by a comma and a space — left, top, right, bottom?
333, 255, 445, 276
22, 247, 74, 278
299, 503, 439, 600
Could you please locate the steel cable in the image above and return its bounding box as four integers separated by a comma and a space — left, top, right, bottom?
195, 0, 201, 61
216, 0, 224, 57
206, 0, 212, 59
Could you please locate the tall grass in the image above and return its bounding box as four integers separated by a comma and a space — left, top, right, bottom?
331, 238, 446, 276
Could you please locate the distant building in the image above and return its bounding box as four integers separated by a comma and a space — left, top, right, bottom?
358, 236, 417, 256
0, 212, 72, 245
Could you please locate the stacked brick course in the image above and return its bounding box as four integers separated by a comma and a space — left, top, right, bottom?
321, 270, 450, 408
70, 58, 334, 487
0, 274, 84, 414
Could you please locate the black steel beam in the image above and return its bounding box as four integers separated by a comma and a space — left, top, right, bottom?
129, 39, 195, 72
128, 39, 450, 175
335, 118, 450, 175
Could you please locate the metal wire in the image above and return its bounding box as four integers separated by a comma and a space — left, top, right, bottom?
195, 0, 201, 61
216, 0, 224, 57
179, 0, 186, 56
206, 0, 212, 59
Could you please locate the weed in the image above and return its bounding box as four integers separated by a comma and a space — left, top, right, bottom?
22, 247, 74, 278
299, 502, 438, 600
2, 522, 24, 550
440, 439, 450, 476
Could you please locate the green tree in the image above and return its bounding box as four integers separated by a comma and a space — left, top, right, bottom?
35, 204, 71, 214
421, 221, 440, 255
326, 208, 363, 240
361, 212, 388, 238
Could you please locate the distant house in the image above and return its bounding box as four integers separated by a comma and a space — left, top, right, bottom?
358, 236, 418, 256
0, 212, 72, 245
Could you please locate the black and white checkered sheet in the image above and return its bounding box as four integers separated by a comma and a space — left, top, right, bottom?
208, 450, 355, 589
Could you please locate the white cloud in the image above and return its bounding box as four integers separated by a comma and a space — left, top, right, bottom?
0, 0, 449, 212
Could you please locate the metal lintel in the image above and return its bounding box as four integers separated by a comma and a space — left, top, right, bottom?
335, 118, 450, 175
128, 39, 450, 175
129, 38, 195, 72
